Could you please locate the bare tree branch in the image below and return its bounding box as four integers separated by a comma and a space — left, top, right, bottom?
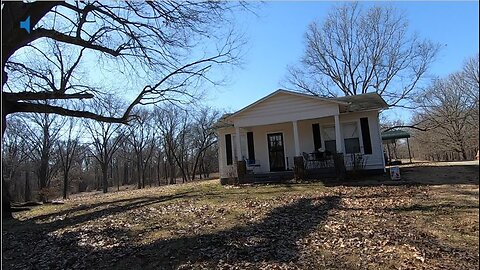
13, 102, 129, 124
4, 92, 94, 101
285, 3, 439, 107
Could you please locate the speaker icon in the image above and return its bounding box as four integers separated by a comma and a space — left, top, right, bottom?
20, 16, 30, 34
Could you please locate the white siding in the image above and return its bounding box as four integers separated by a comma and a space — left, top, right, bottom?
232, 92, 340, 127
250, 122, 295, 173
217, 111, 385, 179
217, 127, 237, 179
297, 112, 384, 170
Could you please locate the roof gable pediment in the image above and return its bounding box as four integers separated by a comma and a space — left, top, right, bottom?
219, 89, 389, 128
228, 89, 347, 120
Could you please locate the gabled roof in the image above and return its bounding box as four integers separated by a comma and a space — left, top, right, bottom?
216, 90, 390, 129
213, 113, 233, 129
333, 92, 389, 112
227, 89, 349, 120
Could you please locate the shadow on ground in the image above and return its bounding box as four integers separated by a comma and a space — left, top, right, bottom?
323, 164, 479, 187
2, 195, 341, 270
3, 162, 478, 269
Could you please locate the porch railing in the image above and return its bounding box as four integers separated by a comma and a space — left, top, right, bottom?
302, 152, 335, 170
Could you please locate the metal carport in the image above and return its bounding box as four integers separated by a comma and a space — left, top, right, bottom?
381, 130, 412, 164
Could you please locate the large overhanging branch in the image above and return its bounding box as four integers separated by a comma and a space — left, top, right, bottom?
382, 125, 431, 132
4, 49, 232, 125
382, 118, 442, 132
123, 52, 232, 118
12, 102, 129, 124
27, 28, 122, 57
3, 91, 94, 101
2, 1, 62, 67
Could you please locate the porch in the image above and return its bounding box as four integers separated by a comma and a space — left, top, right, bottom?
216, 90, 387, 183
231, 114, 346, 174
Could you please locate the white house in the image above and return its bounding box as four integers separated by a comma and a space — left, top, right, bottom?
216, 89, 388, 182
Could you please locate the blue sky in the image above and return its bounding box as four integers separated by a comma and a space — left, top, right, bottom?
204, 1, 480, 122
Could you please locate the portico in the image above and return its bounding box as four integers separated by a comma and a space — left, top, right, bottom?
216, 89, 388, 182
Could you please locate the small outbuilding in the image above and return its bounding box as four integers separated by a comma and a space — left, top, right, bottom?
381, 129, 412, 164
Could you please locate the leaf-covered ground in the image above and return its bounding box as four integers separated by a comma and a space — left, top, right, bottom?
2, 161, 479, 270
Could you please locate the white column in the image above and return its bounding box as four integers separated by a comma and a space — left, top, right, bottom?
235, 126, 242, 161
334, 114, 343, 153
377, 113, 387, 172
292, 120, 300, 156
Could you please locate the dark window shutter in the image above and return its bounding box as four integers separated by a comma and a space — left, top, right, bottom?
225, 134, 233, 165
360, 117, 372, 154
312, 123, 322, 150
247, 132, 255, 162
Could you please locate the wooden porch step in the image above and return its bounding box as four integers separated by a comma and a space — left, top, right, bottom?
243, 171, 294, 184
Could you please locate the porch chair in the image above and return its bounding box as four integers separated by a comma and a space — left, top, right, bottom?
245, 158, 261, 173
302, 152, 313, 169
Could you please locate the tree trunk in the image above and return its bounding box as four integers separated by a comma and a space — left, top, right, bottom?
142, 167, 146, 189
460, 145, 468, 160
169, 161, 176, 185
157, 159, 161, 186
117, 163, 120, 191
137, 158, 142, 189
95, 166, 101, 191
164, 161, 168, 184
2, 108, 13, 218
2, 177, 12, 219
123, 162, 128, 185
38, 152, 49, 202
102, 164, 108, 193
63, 172, 68, 199
24, 171, 31, 202
191, 150, 204, 181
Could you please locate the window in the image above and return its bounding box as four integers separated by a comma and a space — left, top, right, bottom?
225, 134, 232, 165
324, 140, 336, 154
343, 123, 361, 154
344, 138, 360, 154
322, 126, 336, 154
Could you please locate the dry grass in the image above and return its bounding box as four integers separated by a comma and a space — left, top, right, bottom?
2, 161, 478, 270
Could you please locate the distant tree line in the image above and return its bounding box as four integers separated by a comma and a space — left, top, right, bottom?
2, 104, 220, 203
381, 54, 479, 162
2, 1, 247, 217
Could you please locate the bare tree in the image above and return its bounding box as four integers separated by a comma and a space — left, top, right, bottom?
2, 1, 244, 132
85, 98, 125, 193
2, 117, 30, 185
461, 53, 479, 120
113, 139, 133, 189
285, 2, 439, 107
21, 110, 65, 202
201, 144, 219, 179
175, 114, 192, 183
2, 117, 31, 206
190, 107, 220, 180
57, 118, 82, 199
2, 1, 246, 218
412, 54, 479, 161
126, 109, 157, 189
154, 106, 186, 184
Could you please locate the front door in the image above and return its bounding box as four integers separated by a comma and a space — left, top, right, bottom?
267, 133, 285, 171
